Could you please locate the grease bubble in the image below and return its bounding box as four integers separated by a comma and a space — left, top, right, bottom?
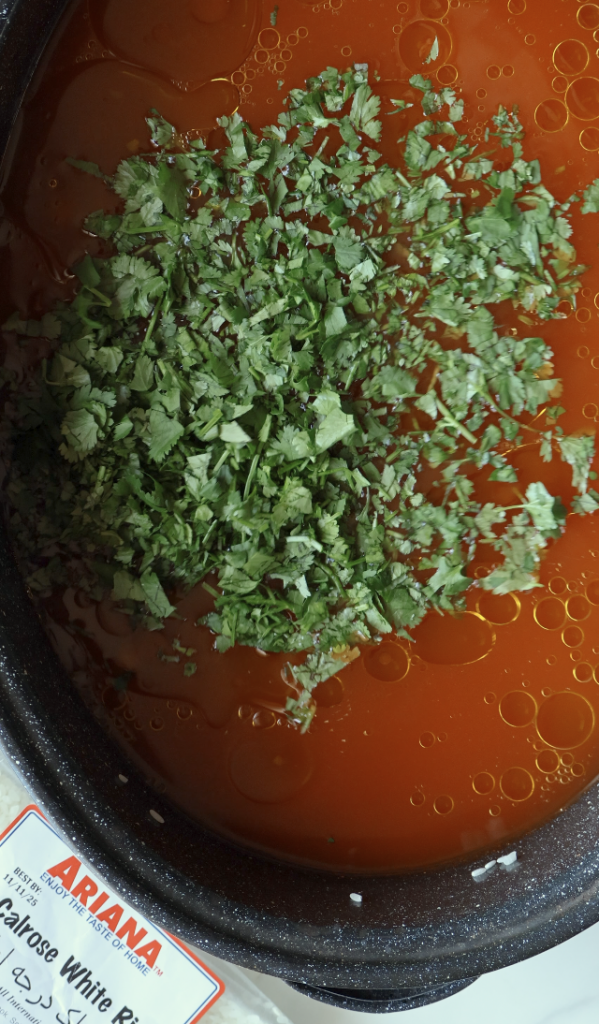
499, 691, 537, 727
434, 794, 454, 815
536, 691, 595, 749
472, 771, 495, 795
500, 767, 534, 801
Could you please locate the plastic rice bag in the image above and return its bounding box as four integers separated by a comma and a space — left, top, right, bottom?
0, 747, 292, 1024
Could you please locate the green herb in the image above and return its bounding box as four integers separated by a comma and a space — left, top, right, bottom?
424, 36, 439, 65
582, 178, 599, 214
65, 157, 108, 181
270, 5, 279, 26
2, 68, 597, 728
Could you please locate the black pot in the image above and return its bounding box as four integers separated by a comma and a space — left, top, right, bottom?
1, 0, 599, 1015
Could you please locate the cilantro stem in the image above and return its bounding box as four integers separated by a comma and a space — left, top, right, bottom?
243, 444, 264, 501
475, 387, 543, 436
321, 562, 345, 596
195, 410, 222, 438
435, 397, 478, 444
141, 296, 164, 350
86, 286, 112, 307
415, 218, 461, 243
212, 450, 228, 475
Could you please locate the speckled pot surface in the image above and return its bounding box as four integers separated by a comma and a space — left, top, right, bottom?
2, 0, 599, 1014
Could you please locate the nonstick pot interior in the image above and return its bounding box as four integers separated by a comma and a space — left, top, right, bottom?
2, 0, 599, 1007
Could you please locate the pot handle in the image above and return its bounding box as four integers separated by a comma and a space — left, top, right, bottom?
286, 976, 478, 1013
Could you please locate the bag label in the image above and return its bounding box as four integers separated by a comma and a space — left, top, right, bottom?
0, 805, 223, 1024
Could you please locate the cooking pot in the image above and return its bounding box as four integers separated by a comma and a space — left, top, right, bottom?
2, 0, 599, 1014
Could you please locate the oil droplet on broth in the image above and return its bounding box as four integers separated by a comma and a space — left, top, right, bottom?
409, 611, 494, 665
363, 642, 410, 681
580, 126, 599, 150
499, 691, 537, 728
562, 625, 584, 648
472, 771, 495, 795
537, 749, 559, 772
553, 38, 589, 76
476, 591, 521, 625
410, 790, 425, 807
229, 733, 313, 803
257, 26, 280, 48
433, 794, 454, 815
565, 77, 599, 120
534, 98, 568, 132
419, 730, 436, 748
566, 594, 592, 621
534, 596, 566, 630
578, 3, 599, 31
252, 709, 276, 729
500, 767, 535, 801
437, 63, 458, 84
313, 675, 344, 707
536, 692, 595, 749
573, 663, 594, 683
397, 19, 452, 70
587, 579, 599, 604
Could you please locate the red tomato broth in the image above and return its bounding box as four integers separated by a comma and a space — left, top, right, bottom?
4, 0, 599, 871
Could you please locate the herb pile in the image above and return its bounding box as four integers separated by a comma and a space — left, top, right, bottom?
4, 68, 599, 727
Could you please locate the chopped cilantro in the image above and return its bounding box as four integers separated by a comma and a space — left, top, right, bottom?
2, 69, 597, 729
582, 178, 599, 214
424, 36, 439, 65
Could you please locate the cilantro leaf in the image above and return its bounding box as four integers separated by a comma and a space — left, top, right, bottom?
582, 178, 599, 214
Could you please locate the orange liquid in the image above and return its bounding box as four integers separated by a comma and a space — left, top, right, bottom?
4, 0, 599, 872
